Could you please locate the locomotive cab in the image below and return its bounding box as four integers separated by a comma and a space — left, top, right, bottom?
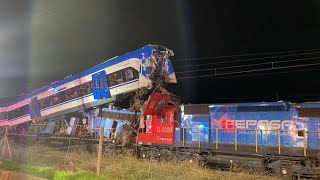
138, 92, 179, 145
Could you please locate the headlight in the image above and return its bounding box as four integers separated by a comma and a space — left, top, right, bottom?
282, 169, 287, 175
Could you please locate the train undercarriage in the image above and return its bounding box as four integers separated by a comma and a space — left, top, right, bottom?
137, 144, 320, 179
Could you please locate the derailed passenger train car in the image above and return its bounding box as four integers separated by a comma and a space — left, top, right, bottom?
0, 45, 176, 128
138, 101, 320, 179
23, 107, 135, 137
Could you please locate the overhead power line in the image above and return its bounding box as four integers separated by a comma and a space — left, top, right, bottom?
174, 48, 320, 62
175, 51, 320, 69
177, 65, 320, 80
175, 56, 320, 74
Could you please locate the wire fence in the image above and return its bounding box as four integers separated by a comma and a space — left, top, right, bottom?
1, 124, 315, 179
0, 128, 210, 180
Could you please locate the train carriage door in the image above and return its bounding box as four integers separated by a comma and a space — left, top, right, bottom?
98, 70, 111, 98
28, 97, 41, 120
91, 73, 101, 99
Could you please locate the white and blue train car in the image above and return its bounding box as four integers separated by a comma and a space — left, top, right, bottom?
0, 45, 176, 127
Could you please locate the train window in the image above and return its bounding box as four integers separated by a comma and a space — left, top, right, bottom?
7, 105, 29, 120
162, 114, 167, 124
146, 115, 152, 121
80, 84, 86, 96
157, 114, 167, 124
80, 82, 92, 96
52, 96, 59, 104
15, 106, 26, 118
298, 130, 305, 137
49, 95, 56, 106
23, 105, 29, 115
49, 96, 56, 106
66, 86, 80, 100
125, 68, 139, 81
39, 82, 92, 110
173, 112, 178, 123
157, 115, 162, 124
39, 98, 50, 109
87, 82, 92, 94
108, 68, 139, 87
65, 89, 72, 100
7, 111, 13, 120
155, 100, 165, 111
122, 68, 134, 81
108, 71, 123, 87
85, 83, 91, 94
59, 91, 66, 103
0, 112, 7, 120
45, 97, 51, 108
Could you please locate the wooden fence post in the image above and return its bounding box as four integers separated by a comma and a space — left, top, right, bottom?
0, 127, 12, 160
96, 127, 104, 175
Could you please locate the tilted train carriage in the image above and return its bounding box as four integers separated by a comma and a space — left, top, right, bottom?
0, 45, 176, 127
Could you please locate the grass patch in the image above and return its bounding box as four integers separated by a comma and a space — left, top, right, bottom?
0, 160, 105, 180
5, 144, 281, 180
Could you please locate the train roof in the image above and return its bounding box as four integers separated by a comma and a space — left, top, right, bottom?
208, 101, 289, 108
298, 102, 320, 108
184, 101, 320, 109
0, 45, 155, 107
183, 102, 320, 114
182, 102, 290, 114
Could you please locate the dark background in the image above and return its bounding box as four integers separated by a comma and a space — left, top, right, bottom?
1, 0, 320, 104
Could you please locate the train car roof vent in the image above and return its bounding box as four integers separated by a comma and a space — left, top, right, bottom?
184, 104, 209, 115
298, 107, 320, 117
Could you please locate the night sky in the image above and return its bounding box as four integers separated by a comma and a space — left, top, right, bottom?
1, 0, 320, 104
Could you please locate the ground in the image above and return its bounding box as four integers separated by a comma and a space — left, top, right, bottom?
0, 142, 281, 180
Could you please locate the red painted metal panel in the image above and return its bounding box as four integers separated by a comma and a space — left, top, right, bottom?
138, 108, 177, 144
143, 93, 170, 116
